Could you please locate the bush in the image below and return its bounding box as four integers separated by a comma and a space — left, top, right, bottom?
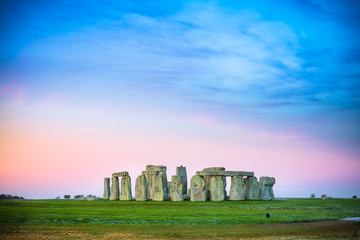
353, 195, 357, 199
310, 193, 315, 198
74, 195, 84, 199
64, 195, 71, 199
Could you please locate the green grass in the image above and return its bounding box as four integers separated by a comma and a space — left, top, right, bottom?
1, 198, 360, 239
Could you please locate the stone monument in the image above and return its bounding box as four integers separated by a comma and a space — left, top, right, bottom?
120, 176, 132, 200
245, 176, 259, 200
103, 165, 275, 202
229, 176, 246, 200
170, 175, 184, 201
258, 177, 275, 200
135, 175, 148, 201
190, 175, 207, 201
176, 166, 187, 194
103, 177, 110, 200
109, 176, 119, 200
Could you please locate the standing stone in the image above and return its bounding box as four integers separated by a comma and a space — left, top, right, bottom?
203, 167, 225, 200
135, 175, 148, 201
210, 176, 226, 201
203, 167, 225, 190
103, 177, 110, 200
151, 175, 166, 201
145, 165, 168, 200
258, 177, 275, 200
109, 176, 119, 200
190, 175, 207, 201
176, 166, 187, 194
229, 176, 246, 200
120, 176, 132, 201
158, 167, 168, 200
170, 175, 184, 201
245, 176, 259, 200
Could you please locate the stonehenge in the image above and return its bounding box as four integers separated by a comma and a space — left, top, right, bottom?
151, 175, 166, 201
229, 176, 246, 200
190, 175, 207, 201
246, 177, 259, 200
109, 176, 119, 200
210, 176, 226, 201
109, 172, 129, 201
259, 177, 275, 200
143, 165, 168, 200
120, 176, 132, 200
103, 177, 110, 200
103, 166, 275, 201
170, 175, 184, 201
176, 166, 187, 194
135, 175, 148, 201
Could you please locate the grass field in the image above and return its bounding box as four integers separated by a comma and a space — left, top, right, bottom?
1, 198, 359, 239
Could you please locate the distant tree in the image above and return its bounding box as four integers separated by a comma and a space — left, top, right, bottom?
353, 195, 357, 199
64, 195, 71, 199
310, 193, 315, 198
74, 195, 84, 199
321, 194, 328, 200
0, 194, 24, 200
55, 196, 60, 199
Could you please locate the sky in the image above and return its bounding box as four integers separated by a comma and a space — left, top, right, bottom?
0, 0, 359, 199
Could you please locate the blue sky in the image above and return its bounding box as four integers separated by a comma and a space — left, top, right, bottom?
0, 0, 359, 198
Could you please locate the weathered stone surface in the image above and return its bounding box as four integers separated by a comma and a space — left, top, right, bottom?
258, 177, 275, 200
145, 165, 168, 200
142, 171, 159, 175
135, 175, 148, 201
203, 168, 225, 201
176, 166, 187, 194
170, 175, 184, 201
197, 171, 254, 177
245, 177, 259, 200
190, 175, 207, 201
203, 167, 226, 171
103, 177, 110, 200
229, 176, 246, 200
210, 176, 226, 201
147, 165, 167, 171
112, 171, 129, 177
166, 182, 172, 200
151, 175, 166, 201
109, 176, 119, 200
120, 176, 132, 200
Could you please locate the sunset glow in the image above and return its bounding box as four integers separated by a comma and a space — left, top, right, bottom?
0, 0, 359, 199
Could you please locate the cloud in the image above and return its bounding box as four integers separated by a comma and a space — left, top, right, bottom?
2, 1, 359, 147
18, 2, 306, 110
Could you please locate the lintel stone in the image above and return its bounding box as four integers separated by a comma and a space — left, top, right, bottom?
112, 171, 129, 177
142, 170, 160, 175
196, 171, 254, 177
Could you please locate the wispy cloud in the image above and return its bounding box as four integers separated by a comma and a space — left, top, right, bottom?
1, 1, 359, 146
18, 3, 306, 108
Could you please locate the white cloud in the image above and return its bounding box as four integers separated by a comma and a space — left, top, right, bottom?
19, 2, 306, 112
